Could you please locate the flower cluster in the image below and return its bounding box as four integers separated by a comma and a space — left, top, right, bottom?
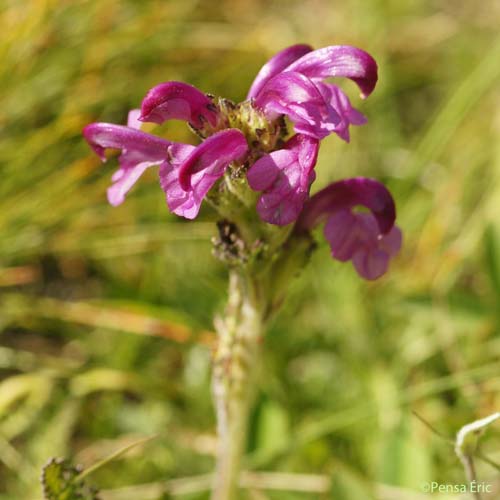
84, 44, 401, 279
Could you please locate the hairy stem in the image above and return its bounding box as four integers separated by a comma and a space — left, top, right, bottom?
462, 455, 481, 500
211, 270, 264, 500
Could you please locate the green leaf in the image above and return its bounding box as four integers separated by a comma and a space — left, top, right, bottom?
41, 436, 155, 499
484, 224, 500, 298
75, 434, 156, 482
255, 400, 290, 456
41, 458, 100, 500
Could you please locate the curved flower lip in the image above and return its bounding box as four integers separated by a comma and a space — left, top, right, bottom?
285, 45, 378, 99
296, 177, 396, 234
247, 134, 319, 225
296, 177, 400, 280
107, 162, 153, 206
316, 83, 367, 142
83, 123, 171, 163
160, 139, 248, 220
139, 81, 218, 128
178, 129, 248, 191
254, 71, 341, 139
247, 44, 313, 100
159, 143, 202, 219
324, 210, 402, 280
83, 122, 173, 206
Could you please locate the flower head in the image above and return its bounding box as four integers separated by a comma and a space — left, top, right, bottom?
83, 43, 399, 279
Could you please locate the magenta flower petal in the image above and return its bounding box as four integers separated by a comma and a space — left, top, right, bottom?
298, 178, 400, 280
245, 154, 281, 191
285, 45, 378, 98
379, 225, 403, 257
323, 210, 363, 262
247, 44, 313, 99
247, 134, 319, 225
316, 83, 367, 142
297, 177, 396, 234
83, 123, 170, 164
139, 81, 218, 128
352, 246, 390, 280
107, 162, 153, 206
160, 132, 248, 219
159, 143, 209, 219
127, 109, 143, 129
325, 211, 400, 280
254, 71, 340, 139
178, 129, 248, 191
327, 213, 402, 279
83, 122, 172, 205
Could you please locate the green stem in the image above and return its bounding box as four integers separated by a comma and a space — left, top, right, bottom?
211, 270, 264, 500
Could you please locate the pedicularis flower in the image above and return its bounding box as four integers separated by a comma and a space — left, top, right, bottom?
84, 44, 401, 280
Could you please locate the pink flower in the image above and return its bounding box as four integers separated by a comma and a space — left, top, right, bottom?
250, 45, 377, 141
247, 44, 313, 100
83, 44, 399, 279
139, 81, 218, 128
296, 177, 401, 279
83, 110, 171, 207
84, 81, 249, 218
83, 114, 247, 218
83, 44, 378, 222
247, 134, 319, 225
161, 130, 248, 219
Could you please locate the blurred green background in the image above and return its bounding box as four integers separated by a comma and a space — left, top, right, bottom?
1, 0, 500, 498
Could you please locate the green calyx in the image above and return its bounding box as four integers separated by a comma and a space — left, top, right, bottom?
192, 97, 287, 155
41, 458, 100, 500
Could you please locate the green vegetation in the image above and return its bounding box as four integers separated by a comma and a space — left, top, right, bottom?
1, 0, 499, 498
